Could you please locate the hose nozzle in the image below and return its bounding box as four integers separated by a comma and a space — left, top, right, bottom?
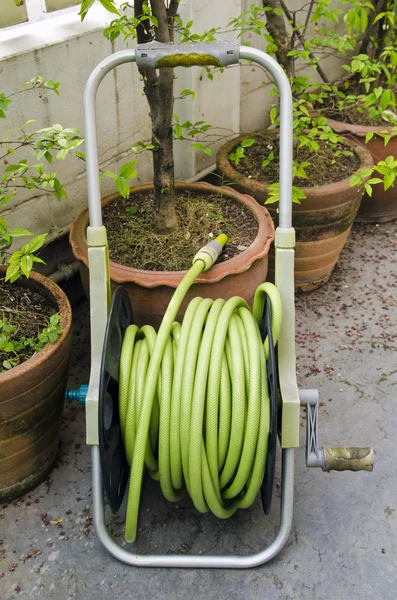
193, 234, 228, 271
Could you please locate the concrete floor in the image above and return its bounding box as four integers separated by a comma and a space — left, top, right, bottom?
1, 220, 396, 600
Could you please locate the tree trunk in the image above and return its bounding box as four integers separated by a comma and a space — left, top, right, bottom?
135, 0, 178, 234
358, 0, 388, 59
262, 0, 292, 73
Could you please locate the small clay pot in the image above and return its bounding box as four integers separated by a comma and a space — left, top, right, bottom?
69, 181, 275, 327
0, 270, 72, 502
327, 118, 397, 223
216, 131, 373, 292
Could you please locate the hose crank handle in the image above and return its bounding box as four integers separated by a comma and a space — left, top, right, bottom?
323, 446, 374, 472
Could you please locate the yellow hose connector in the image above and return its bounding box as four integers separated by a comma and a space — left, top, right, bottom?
193, 234, 229, 271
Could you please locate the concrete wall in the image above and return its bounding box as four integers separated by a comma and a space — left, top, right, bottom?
45, 0, 79, 12
0, 0, 350, 248
0, 1, 28, 28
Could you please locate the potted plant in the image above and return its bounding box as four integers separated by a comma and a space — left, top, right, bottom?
0, 78, 82, 501
321, 0, 397, 222
216, 0, 394, 291
69, 0, 275, 326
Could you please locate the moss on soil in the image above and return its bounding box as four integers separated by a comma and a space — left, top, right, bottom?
102, 190, 258, 271
235, 134, 360, 187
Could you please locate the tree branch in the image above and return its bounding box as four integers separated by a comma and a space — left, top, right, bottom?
279, 0, 329, 82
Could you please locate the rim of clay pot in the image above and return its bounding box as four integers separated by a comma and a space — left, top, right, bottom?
69, 181, 275, 288
0, 269, 72, 384
216, 130, 374, 200
326, 116, 394, 137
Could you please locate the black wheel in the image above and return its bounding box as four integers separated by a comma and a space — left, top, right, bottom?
259, 295, 278, 516
98, 287, 133, 513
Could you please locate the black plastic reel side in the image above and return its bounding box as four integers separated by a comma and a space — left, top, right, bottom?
259, 295, 279, 516
99, 287, 133, 513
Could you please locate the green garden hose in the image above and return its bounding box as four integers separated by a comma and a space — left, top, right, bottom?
118, 236, 282, 543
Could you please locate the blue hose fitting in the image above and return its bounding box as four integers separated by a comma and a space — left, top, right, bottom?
65, 384, 88, 406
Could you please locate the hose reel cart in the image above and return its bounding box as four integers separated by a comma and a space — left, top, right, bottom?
80, 42, 374, 568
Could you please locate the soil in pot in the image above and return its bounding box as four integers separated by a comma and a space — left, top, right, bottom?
325, 116, 397, 223
102, 189, 257, 271
235, 134, 360, 187
70, 181, 275, 327
216, 131, 372, 291
0, 281, 58, 372
320, 86, 397, 222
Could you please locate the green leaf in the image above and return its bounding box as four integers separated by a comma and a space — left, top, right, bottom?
116, 176, 130, 199
50, 314, 61, 325
384, 172, 395, 190
99, 0, 120, 16
56, 148, 69, 160
7, 228, 32, 238
350, 174, 362, 187
380, 89, 391, 111
5, 262, 20, 283
102, 170, 118, 179
79, 0, 95, 20
119, 161, 137, 180
180, 89, 195, 98
270, 107, 278, 123
25, 233, 47, 254
125, 206, 137, 215
241, 138, 255, 148
20, 255, 33, 278
149, 14, 158, 27
203, 147, 212, 156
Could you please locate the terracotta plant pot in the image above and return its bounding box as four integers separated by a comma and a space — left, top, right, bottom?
0, 270, 72, 502
69, 181, 274, 327
216, 131, 373, 291
327, 118, 397, 223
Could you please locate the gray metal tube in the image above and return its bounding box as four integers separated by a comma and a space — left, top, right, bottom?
239, 47, 293, 229
92, 446, 294, 568
84, 50, 136, 228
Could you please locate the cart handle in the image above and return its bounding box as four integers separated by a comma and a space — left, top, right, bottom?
84, 42, 293, 231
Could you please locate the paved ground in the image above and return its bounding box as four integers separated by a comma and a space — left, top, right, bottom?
1, 220, 396, 600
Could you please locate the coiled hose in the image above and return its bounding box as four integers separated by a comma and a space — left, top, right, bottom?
118, 237, 282, 543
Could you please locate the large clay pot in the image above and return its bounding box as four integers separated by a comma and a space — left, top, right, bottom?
216, 131, 373, 292
69, 181, 274, 327
0, 270, 72, 502
327, 118, 397, 223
